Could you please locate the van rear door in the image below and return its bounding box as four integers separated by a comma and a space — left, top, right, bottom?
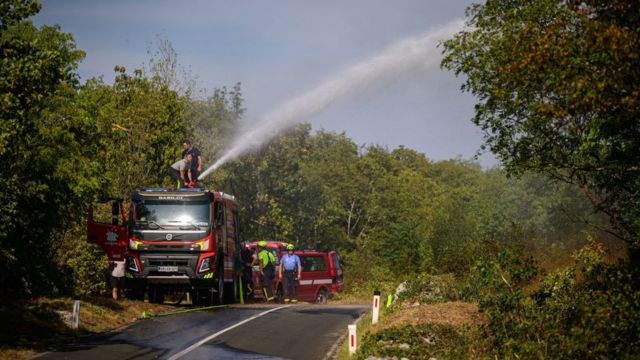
329, 251, 343, 292
298, 254, 330, 301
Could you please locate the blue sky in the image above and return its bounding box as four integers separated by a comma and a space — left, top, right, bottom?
35, 0, 497, 167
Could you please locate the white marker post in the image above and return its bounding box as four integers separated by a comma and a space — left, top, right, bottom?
71, 300, 80, 329
348, 324, 357, 355
372, 290, 381, 324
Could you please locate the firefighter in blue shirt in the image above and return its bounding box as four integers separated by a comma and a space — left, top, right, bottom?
279, 244, 302, 303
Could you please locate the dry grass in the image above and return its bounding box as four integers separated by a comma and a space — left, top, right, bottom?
379, 301, 486, 330
337, 301, 485, 359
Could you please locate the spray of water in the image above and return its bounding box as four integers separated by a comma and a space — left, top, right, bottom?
199, 19, 464, 180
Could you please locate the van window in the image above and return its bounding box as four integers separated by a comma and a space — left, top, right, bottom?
332, 253, 341, 271
301, 256, 326, 272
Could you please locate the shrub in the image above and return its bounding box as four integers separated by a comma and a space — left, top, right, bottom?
356, 323, 476, 359
475, 240, 640, 359
57, 232, 109, 297
396, 273, 463, 304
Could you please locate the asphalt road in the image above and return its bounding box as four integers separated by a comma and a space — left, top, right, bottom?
34, 304, 368, 360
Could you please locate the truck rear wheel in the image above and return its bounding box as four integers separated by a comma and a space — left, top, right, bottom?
192, 288, 214, 306
224, 276, 239, 303
215, 274, 225, 305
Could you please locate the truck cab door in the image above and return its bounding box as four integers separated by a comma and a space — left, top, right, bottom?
87, 201, 128, 261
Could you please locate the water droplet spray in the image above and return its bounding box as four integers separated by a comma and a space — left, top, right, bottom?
198, 19, 464, 180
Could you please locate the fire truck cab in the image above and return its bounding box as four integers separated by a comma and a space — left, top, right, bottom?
87, 188, 240, 305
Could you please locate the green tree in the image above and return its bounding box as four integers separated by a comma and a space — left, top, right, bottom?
442, 0, 640, 247
188, 83, 244, 173
75, 66, 189, 198
0, 0, 98, 298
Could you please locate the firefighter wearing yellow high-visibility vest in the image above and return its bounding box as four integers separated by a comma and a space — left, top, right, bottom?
257, 241, 276, 302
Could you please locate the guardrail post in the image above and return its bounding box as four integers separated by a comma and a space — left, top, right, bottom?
372, 290, 380, 324
72, 300, 80, 329
348, 324, 357, 355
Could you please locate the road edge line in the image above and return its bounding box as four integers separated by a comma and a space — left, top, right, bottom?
322, 307, 368, 360
167, 305, 290, 360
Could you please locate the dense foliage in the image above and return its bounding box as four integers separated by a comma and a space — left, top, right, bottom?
2, 1, 638, 358
1, 0, 90, 298
442, 0, 640, 247
439, 0, 640, 357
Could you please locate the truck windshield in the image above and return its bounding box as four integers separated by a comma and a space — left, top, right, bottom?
132, 199, 210, 230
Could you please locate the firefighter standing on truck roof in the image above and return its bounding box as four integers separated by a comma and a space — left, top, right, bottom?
279, 244, 301, 304
257, 241, 276, 302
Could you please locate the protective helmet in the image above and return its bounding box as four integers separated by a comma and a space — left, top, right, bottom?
257, 240, 267, 248
286, 244, 294, 251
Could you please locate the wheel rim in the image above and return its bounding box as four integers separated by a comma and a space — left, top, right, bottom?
316, 290, 327, 304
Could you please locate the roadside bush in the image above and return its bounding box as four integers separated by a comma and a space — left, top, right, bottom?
396, 273, 463, 304
57, 233, 109, 297
475, 240, 640, 359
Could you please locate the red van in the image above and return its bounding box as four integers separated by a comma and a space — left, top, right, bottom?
288, 250, 343, 304
247, 241, 343, 303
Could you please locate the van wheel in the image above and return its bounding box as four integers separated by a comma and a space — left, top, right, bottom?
315, 289, 328, 304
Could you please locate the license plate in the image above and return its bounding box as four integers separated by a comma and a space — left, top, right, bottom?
158, 266, 178, 272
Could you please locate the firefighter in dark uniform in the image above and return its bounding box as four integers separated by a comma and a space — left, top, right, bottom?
240, 241, 255, 299
257, 241, 276, 302
279, 243, 302, 303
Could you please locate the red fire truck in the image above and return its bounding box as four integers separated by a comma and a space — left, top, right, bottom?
87, 188, 240, 305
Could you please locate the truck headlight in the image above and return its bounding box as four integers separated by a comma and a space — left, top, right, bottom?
129, 239, 141, 250
198, 257, 212, 273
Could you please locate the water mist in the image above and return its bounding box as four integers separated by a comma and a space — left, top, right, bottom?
199, 19, 464, 180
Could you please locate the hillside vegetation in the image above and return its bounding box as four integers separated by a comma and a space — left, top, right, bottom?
1, 1, 639, 358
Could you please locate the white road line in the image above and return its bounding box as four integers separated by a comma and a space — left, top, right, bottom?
167, 305, 290, 360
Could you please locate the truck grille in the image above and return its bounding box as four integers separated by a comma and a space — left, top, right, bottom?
148, 259, 190, 266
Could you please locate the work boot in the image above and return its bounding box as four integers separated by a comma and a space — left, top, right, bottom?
291, 299, 298, 304
284, 298, 290, 303
266, 296, 275, 302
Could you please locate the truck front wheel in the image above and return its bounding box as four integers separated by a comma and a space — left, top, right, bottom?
148, 286, 165, 304
126, 284, 145, 301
